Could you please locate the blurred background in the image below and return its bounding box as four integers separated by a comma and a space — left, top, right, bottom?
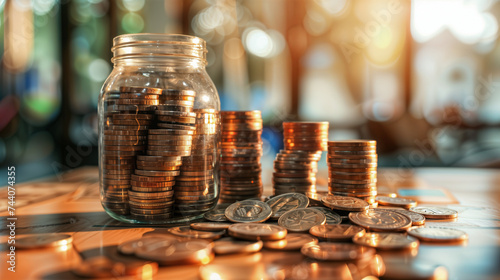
2, 0, 500, 183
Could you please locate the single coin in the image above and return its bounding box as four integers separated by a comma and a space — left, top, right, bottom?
409, 206, 458, 219
135, 239, 214, 265
16, 233, 73, 249
407, 226, 468, 242
72, 256, 158, 278
309, 207, 342, 225
379, 208, 426, 226
309, 224, 365, 241
265, 193, 309, 220
322, 195, 369, 212
213, 237, 263, 255
120, 86, 163, 94
224, 200, 272, 223
118, 236, 174, 255
278, 208, 326, 232
190, 222, 232, 231
349, 209, 412, 232
228, 223, 287, 241
263, 233, 318, 250
168, 226, 225, 240
301, 243, 375, 261
353, 232, 420, 250
376, 196, 417, 209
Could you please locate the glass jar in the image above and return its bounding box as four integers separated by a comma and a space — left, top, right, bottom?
98, 34, 220, 224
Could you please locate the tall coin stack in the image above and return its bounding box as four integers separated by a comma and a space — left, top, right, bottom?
102, 86, 160, 216
129, 89, 197, 221
272, 122, 329, 195
219, 111, 263, 203
326, 140, 378, 207
174, 109, 219, 217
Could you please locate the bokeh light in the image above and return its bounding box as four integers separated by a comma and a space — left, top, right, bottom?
121, 12, 144, 33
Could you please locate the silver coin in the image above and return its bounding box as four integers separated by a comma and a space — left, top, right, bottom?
17, 233, 73, 249
278, 208, 326, 232
407, 226, 468, 242
224, 200, 272, 223
265, 193, 309, 220
379, 208, 426, 226
213, 237, 263, 255
118, 236, 174, 255
135, 239, 214, 265
263, 233, 318, 250
309, 207, 342, 225
409, 206, 458, 219
168, 226, 225, 240
190, 222, 232, 231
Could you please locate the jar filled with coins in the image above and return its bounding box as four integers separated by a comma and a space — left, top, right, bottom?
98, 34, 220, 224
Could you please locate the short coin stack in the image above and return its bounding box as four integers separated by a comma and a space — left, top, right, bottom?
219, 111, 263, 203
174, 109, 219, 217
129, 89, 197, 221
272, 122, 329, 195
102, 86, 160, 216
326, 140, 378, 207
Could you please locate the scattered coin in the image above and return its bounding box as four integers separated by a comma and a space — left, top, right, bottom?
135, 239, 214, 265
407, 226, 468, 242
168, 226, 225, 240
301, 243, 375, 261
352, 232, 420, 250
266, 193, 310, 220
72, 256, 158, 278
278, 208, 326, 232
228, 223, 287, 241
118, 236, 174, 255
204, 208, 228, 222
349, 209, 412, 232
309, 224, 366, 241
224, 200, 272, 223
309, 207, 342, 225
190, 222, 232, 231
322, 195, 369, 212
16, 233, 73, 249
409, 206, 458, 219
263, 233, 318, 250
213, 237, 263, 255
376, 196, 417, 209
379, 208, 426, 226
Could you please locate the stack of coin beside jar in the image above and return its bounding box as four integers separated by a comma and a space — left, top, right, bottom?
326, 140, 378, 207
219, 111, 263, 203
102, 86, 161, 216
174, 109, 219, 217
272, 122, 329, 195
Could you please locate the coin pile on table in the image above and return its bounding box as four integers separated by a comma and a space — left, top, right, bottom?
102, 86, 161, 216
326, 140, 378, 207
219, 111, 263, 203
272, 122, 328, 195
174, 109, 219, 218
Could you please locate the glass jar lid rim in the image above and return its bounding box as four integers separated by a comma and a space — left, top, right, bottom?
113, 33, 205, 48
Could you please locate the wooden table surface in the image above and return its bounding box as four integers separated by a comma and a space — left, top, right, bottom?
1, 167, 499, 280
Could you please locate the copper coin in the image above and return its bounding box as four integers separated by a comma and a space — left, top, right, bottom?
148, 129, 195, 135
278, 208, 326, 232
301, 242, 375, 261
379, 208, 426, 226
263, 233, 318, 251
377, 196, 417, 209
309, 224, 365, 241
131, 174, 177, 182
119, 86, 163, 94
409, 206, 458, 219
227, 223, 287, 241
224, 200, 272, 223
168, 226, 224, 240
266, 193, 309, 220
322, 195, 369, 212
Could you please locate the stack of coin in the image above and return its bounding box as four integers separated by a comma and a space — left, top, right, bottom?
102, 86, 160, 216
272, 122, 328, 195
326, 140, 377, 207
174, 109, 219, 217
128, 89, 197, 221
219, 111, 263, 203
